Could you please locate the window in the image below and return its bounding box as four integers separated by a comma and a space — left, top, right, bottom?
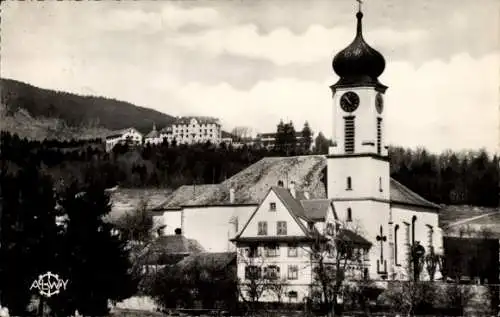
377, 117, 382, 155
288, 265, 299, 280
245, 266, 261, 280
264, 265, 280, 280
288, 291, 298, 299
379, 177, 383, 192
247, 245, 260, 258
277, 221, 287, 235
326, 223, 335, 236
346, 177, 352, 190
269, 202, 276, 211
427, 225, 434, 251
394, 224, 400, 266
258, 222, 267, 236
344, 117, 355, 153
288, 244, 298, 257
265, 245, 279, 257
411, 216, 417, 245
347, 208, 352, 222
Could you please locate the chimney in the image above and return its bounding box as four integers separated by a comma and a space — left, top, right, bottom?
304, 191, 310, 200
229, 188, 235, 204
277, 180, 284, 187
290, 181, 296, 198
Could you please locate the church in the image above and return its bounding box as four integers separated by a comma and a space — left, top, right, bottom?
151, 4, 443, 302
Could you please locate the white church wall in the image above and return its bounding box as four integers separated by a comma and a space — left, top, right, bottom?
392, 205, 442, 280
333, 199, 391, 279
327, 156, 390, 201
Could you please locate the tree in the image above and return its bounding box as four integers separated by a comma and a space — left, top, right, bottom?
308, 222, 371, 317
115, 198, 155, 244
301, 121, 313, 153
231, 126, 253, 142
53, 179, 136, 316
236, 246, 284, 312
314, 132, 331, 154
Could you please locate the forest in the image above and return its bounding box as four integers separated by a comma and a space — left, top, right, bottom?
1, 130, 498, 207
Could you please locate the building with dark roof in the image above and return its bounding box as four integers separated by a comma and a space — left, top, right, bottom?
150, 4, 445, 303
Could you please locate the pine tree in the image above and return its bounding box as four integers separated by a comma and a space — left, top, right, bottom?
0, 163, 62, 315
55, 179, 135, 315
302, 121, 313, 153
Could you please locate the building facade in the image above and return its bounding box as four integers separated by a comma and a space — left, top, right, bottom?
105, 127, 143, 152
158, 116, 222, 145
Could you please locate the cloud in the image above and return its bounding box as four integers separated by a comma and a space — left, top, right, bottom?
168, 23, 429, 65
92, 4, 222, 32
158, 52, 499, 154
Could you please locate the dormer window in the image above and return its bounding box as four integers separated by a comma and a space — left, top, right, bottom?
346, 177, 352, 190
269, 202, 276, 211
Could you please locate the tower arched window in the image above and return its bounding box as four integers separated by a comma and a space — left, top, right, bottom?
347, 208, 352, 222
379, 177, 383, 192
411, 215, 417, 245
344, 116, 355, 153
394, 224, 400, 266
346, 177, 352, 190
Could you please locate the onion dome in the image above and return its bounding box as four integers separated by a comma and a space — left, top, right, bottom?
332, 10, 386, 89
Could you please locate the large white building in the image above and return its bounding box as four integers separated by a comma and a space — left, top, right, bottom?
157, 116, 222, 145
151, 6, 443, 303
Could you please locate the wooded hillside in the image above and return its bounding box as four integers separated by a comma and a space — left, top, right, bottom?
1, 131, 498, 207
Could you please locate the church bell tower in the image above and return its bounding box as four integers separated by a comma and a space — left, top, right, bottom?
327, 3, 392, 279
327, 4, 390, 201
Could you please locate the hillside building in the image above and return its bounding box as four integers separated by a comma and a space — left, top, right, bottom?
158, 116, 222, 145
150, 6, 443, 303
144, 123, 163, 145
105, 127, 143, 152
255, 131, 312, 150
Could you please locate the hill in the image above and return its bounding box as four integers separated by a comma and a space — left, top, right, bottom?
0, 78, 176, 137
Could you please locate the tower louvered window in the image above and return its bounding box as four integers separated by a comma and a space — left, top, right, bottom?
377, 117, 382, 155
344, 117, 355, 153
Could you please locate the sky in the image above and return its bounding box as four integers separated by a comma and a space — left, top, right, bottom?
1, 0, 499, 154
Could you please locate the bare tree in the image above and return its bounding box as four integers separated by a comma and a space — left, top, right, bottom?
231, 126, 253, 142
236, 246, 287, 312
266, 277, 288, 305
307, 221, 370, 317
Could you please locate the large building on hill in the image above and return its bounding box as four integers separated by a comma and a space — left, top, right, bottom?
105, 127, 143, 152
158, 116, 222, 145
150, 6, 443, 303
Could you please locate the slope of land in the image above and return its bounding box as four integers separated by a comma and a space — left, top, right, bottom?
0, 78, 175, 136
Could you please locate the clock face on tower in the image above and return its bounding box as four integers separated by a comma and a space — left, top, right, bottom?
340, 91, 360, 113
375, 93, 384, 114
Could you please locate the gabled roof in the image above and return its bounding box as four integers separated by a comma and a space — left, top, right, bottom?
337, 229, 372, 247
234, 187, 313, 241
301, 199, 336, 222
152, 156, 441, 212
145, 129, 159, 139
138, 235, 205, 265
390, 178, 441, 210
105, 127, 142, 139
176, 252, 236, 271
